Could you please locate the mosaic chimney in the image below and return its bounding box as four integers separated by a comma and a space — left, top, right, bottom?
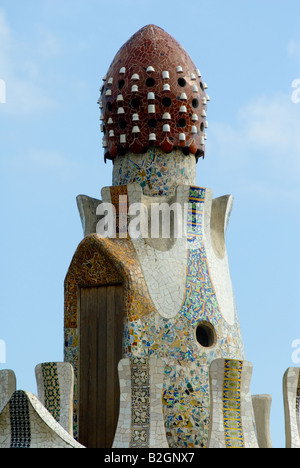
64, 24, 246, 449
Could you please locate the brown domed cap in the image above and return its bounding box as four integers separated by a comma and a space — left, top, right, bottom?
98, 25, 209, 162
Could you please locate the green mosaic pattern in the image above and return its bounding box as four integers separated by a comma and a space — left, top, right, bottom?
41, 362, 60, 423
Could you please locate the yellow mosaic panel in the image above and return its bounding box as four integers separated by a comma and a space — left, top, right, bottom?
223, 359, 244, 448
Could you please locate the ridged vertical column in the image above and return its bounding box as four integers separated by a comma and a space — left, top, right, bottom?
283, 367, 300, 448
35, 362, 74, 436
208, 359, 258, 448
113, 357, 168, 448
251, 394, 272, 448
0, 370, 16, 414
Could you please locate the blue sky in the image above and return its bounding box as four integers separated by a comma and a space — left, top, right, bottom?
0, 0, 299, 448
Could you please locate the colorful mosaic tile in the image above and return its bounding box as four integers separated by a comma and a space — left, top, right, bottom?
125, 314, 228, 447
113, 357, 168, 449
35, 362, 74, 436
208, 359, 257, 448
40, 363, 60, 423
0, 391, 84, 448
9, 391, 31, 448
180, 186, 222, 325
130, 357, 150, 448
123, 186, 245, 448
64, 184, 245, 447
223, 359, 244, 448
64, 235, 154, 329
110, 185, 129, 236
112, 148, 196, 196
64, 234, 155, 438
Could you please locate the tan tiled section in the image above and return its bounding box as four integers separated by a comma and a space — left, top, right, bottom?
64, 234, 155, 329
0, 370, 16, 414
113, 357, 169, 448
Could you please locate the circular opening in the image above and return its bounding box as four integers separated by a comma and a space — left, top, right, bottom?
146, 77, 156, 87
162, 97, 172, 107
177, 118, 187, 128
148, 118, 157, 128
195, 321, 217, 348
178, 77, 187, 87
107, 102, 112, 112
130, 98, 140, 108
200, 122, 204, 131
118, 118, 127, 130
192, 98, 199, 108
118, 79, 125, 89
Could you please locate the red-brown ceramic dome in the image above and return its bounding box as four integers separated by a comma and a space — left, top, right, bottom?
98, 25, 209, 162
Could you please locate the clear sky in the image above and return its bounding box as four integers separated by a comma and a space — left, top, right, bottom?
0, 0, 299, 448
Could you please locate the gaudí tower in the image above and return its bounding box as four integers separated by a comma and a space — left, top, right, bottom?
64, 25, 245, 449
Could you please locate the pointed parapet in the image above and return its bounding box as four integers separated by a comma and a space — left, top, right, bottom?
210, 195, 233, 259
113, 356, 169, 448
0, 370, 16, 414
0, 390, 84, 448
208, 358, 258, 448
76, 194, 102, 237
35, 362, 74, 436
283, 367, 300, 448
251, 394, 272, 448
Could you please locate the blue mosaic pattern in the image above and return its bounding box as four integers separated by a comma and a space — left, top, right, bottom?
41, 363, 60, 423
113, 148, 195, 196
180, 186, 222, 325
9, 391, 31, 448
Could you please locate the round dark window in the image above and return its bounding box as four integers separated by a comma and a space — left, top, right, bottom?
118, 118, 127, 130
178, 77, 187, 87
177, 118, 187, 128
162, 97, 172, 107
146, 77, 156, 87
195, 321, 217, 348
130, 98, 140, 108
147, 119, 157, 128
